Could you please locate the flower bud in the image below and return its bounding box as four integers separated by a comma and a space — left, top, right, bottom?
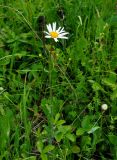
101, 104, 108, 111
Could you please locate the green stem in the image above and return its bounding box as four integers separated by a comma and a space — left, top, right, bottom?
49, 49, 53, 144
49, 52, 53, 117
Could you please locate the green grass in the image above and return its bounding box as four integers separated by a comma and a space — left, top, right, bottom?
0, 0, 117, 159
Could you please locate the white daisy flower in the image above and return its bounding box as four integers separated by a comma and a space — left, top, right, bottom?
44, 22, 69, 42
101, 104, 108, 111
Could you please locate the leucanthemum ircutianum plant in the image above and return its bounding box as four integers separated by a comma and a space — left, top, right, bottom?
44, 22, 69, 143
44, 22, 69, 42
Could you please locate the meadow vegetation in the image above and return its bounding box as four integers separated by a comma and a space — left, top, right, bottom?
0, 0, 117, 159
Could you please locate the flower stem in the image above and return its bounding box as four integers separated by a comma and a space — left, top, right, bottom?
49, 48, 54, 144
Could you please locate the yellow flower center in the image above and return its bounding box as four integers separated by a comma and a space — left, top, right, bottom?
50, 31, 58, 38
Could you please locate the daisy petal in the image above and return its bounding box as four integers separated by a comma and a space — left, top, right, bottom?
53, 22, 56, 32
49, 24, 53, 32
45, 35, 51, 38
59, 32, 69, 37
54, 38, 58, 42
47, 24, 52, 32
59, 27, 65, 34
44, 31, 50, 35
45, 22, 69, 41
46, 25, 50, 32
57, 27, 61, 33
58, 36, 68, 39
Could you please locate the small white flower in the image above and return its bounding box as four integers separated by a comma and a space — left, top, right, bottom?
44, 22, 69, 42
101, 104, 108, 111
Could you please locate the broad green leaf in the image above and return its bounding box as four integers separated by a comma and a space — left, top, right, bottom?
71, 145, 80, 153
43, 145, 55, 153
81, 136, 91, 149
108, 134, 117, 146
58, 125, 72, 134
37, 141, 43, 153
96, 18, 105, 38
76, 128, 85, 136
82, 115, 92, 131
55, 132, 63, 142
41, 98, 63, 121
41, 153, 48, 160
0, 57, 10, 65
54, 113, 60, 124
56, 120, 65, 126
66, 133, 76, 142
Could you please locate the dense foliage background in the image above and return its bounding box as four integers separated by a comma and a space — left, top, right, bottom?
0, 0, 117, 159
